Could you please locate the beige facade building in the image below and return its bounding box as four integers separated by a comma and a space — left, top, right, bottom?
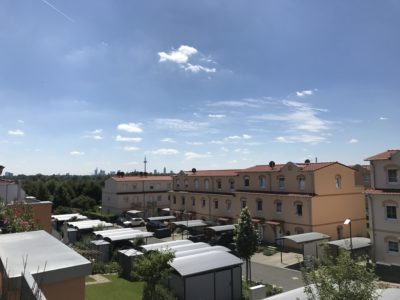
102, 175, 172, 216
170, 161, 367, 245
365, 150, 400, 268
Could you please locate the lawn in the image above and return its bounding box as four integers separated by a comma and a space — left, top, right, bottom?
85, 275, 144, 300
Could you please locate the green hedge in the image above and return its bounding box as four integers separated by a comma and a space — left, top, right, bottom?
85, 211, 118, 223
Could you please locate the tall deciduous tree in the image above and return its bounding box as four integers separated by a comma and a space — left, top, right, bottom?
234, 206, 259, 282
302, 249, 379, 300
134, 251, 176, 300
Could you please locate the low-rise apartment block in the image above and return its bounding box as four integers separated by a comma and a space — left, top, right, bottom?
170, 161, 367, 245
102, 175, 172, 217
365, 150, 400, 269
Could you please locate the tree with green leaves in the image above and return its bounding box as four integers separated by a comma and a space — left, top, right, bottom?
134, 250, 176, 300
234, 206, 259, 282
302, 249, 379, 300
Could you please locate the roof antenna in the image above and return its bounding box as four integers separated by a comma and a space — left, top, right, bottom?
144, 156, 147, 173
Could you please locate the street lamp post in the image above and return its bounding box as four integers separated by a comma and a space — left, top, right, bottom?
344, 218, 353, 256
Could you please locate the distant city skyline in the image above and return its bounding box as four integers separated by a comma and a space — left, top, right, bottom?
1, 1, 399, 175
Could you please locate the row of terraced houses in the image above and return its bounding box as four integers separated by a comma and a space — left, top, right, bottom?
101, 149, 400, 273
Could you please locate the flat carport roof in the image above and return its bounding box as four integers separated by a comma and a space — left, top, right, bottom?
327, 237, 371, 251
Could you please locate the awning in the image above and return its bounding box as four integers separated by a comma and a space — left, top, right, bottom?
266, 220, 282, 226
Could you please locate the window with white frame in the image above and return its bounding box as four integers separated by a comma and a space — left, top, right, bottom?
241, 199, 247, 208
298, 176, 305, 191
244, 176, 250, 188
194, 179, 199, 190
388, 240, 399, 253
386, 205, 397, 220
214, 199, 219, 209
295, 203, 303, 216
257, 199, 263, 211
229, 179, 235, 190
201, 198, 206, 208
388, 169, 398, 183
275, 200, 282, 213
204, 179, 209, 190
217, 179, 222, 190
335, 175, 342, 189
278, 176, 285, 190
259, 176, 266, 189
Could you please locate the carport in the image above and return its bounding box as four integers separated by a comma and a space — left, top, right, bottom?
327, 237, 371, 258
276, 232, 330, 264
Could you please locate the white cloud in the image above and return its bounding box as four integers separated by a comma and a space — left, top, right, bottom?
158, 45, 198, 64
158, 45, 216, 73
379, 117, 388, 120
254, 100, 330, 133
117, 122, 143, 133
70, 151, 84, 156
151, 148, 179, 155
242, 134, 252, 139
161, 138, 176, 143
184, 152, 212, 160
124, 146, 140, 151
83, 129, 103, 140
212, 134, 252, 144
186, 141, 204, 146
208, 114, 226, 119
8, 129, 24, 136
349, 138, 359, 143
17, 119, 24, 123
208, 99, 269, 108
115, 135, 142, 142
296, 90, 314, 97
185, 63, 216, 73
93, 135, 103, 140
276, 135, 326, 145
154, 118, 208, 131
90, 129, 102, 134
234, 148, 250, 154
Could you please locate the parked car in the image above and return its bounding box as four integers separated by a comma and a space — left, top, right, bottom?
122, 217, 145, 227
146, 220, 168, 232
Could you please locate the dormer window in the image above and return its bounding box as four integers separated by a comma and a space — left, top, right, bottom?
388, 169, 398, 183
278, 176, 285, 190
335, 175, 342, 189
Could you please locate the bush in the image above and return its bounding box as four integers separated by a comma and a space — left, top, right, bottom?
242, 280, 282, 300
85, 211, 118, 223
92, 261, 121, 274
142, 283, 177, 300
263, 246, 277, 256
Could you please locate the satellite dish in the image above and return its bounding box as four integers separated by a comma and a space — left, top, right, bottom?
269, 161, 275, 168
304, 159, 311, 164
191, 168, 197, 174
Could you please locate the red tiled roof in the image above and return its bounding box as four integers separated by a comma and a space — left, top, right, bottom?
112, 176, 172, 182
240, 162, 336, 173
184, 169, 241, 177
365, 150, 400, 161
365, 188, 400, 195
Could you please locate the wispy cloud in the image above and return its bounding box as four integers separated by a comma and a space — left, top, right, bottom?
234, 148, 250, 154
124, 146, 140, 151
208, 98, 272, 108
83, 129, 103, 140
296, 89, 315, 97
154, 118, 208, 131
117, 122, 143, 133
184, 152, 212, 160
208, 114, 226, 119
115, 135, 142, 142
39, 0, 75, 23
161, 138, 176, 143
150, 148, 179, 155
186, 141, 204, 146
349, 138, 359, 144
158, 45, 216, 73
8, 129, 24, 136
70, 150, 84, 156
212, 134, 252, 144
379, 116, 388, 121
276, 135, 326, 145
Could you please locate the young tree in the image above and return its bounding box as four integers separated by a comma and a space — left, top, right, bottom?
134, 251, 176, 299
302, 249, 379, 300
234, 207, 259, 282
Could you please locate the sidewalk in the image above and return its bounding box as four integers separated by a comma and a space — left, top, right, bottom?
251, 251, 303, 268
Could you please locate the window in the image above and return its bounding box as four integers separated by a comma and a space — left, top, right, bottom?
173, 196, 176, 204
191, 197, 195, 206
226, 200, 231, 211
388, 169, 398, 183
278, 177, 285, 190
257, 199, 263, 211
386, 205, 397, 219
214, 200, 219, 209
241, 199, 247, 209
132, 184, 137, 190
176, 179, 180, 188
217, 180, 222, 190
229, 180, 235, 190
335, 175, 342, 189
181, 196, 185, 205
275, 200, 282, 213
124, 196, 129, 203
295, 203, 303, 216
157, 195, 162, 201
149, 185, 154, 190
201, 198, 206, 208
244, 176, 250, 187
194, 179, 199, 190
204, 179, 209, 190
298, 176, 305, 191
184, 179, 189, 188
363, 175, 369, 185
388, 241, 399, 253
259, 176, 266, 189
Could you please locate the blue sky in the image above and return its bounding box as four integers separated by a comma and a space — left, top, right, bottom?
1, 1, 399, 175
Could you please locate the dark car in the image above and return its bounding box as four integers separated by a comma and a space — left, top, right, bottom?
146, 220, 167, 232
